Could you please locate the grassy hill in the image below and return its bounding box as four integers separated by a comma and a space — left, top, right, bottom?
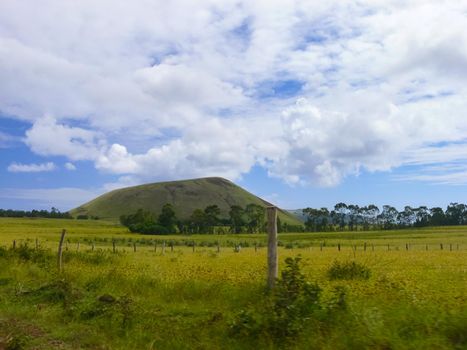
70, 177, 303, 226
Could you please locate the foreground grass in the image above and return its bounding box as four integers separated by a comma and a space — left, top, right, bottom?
0, 218, 466, 349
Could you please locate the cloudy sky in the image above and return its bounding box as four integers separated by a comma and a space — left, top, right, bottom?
1, 0, 467, 211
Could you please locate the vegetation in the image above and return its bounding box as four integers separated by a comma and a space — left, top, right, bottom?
70, 177, 302, 226
0, 207, 72, 219
120, 203, 269, 235
0, 218, 465, 349
302, 202, 467, 231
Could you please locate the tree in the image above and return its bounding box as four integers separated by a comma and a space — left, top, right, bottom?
229, 205, 245, 233
158, 203, 177, 232
303, 207, 329, 232
334, 203, 348, 230
359, 205, 379, 231
189, 209, 207, 234
397, 206, 415, 227
245, 204, 265, 233
429, 207, 446, 226
414, 206, 430, 227
347, 205, 360, 231
445, 203, 467, 225
378, 205, 398, 229
204, 205, 221, 233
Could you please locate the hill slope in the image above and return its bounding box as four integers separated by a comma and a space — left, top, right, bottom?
70, 177, 302, 226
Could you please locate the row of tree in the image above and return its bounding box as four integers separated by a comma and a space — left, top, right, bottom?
0, 207, 72, 219
302, 202, 467, 231
120, 203, 270, 235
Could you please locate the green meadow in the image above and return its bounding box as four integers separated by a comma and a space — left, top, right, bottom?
0, 218, 466, 349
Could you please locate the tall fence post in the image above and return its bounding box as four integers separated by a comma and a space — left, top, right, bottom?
267, 206, 278, 290
57, 229, 66, 272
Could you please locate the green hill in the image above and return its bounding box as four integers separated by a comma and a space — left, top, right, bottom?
70, 177, 303, 226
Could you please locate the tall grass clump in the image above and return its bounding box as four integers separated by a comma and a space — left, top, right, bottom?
327, 260, 371, 280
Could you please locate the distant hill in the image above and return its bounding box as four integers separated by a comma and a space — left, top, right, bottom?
287, 209, 306, 222
70, 177, 303, 226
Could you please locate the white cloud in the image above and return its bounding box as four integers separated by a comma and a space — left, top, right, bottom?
7, 162, 56, 173
25, 116, 104, 161
64, 162, 76, 171
0, 131, 15, 148
2, 0, 467, 187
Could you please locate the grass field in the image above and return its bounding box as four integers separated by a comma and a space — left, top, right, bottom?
0, 218, 466, 349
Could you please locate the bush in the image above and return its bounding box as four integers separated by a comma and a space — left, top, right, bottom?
230, 256, 322, 342
9, 243, 52, 267
327, 260, 371, 280
129, 223, 170, 235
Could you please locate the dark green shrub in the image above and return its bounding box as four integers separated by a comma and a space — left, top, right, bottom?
269, 256, 322, 338
231, 256, 322, 342
327, 260, 371, 280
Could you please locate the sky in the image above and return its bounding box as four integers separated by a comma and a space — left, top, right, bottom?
1, 0, 467, 212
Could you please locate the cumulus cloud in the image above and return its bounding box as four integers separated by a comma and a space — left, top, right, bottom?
7, 162, 56, 173
25, 116, 104, 161
2, 0, 467, 187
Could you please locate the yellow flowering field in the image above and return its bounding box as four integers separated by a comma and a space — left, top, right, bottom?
0, 218, 465, 349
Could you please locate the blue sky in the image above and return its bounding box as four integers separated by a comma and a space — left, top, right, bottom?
1, 1, 467, 212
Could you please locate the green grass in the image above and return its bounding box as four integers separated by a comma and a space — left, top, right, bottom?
0, 218, 466, 349
69, 177, 303, 225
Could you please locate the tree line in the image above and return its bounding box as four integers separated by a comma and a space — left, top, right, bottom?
302, 202, 467, 231
0, 207, 72, 219
119, 203, 276, 235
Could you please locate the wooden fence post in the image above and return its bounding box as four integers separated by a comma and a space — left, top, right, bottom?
192, 241, 195, 253
337, 243, 341, 252
112, 240, 116, 253
217, 242, 220, 253
12, 240, 16, 250
35, 238, 39, 250
91, 242, 95, 251
440, 243, 443, 250
162, 241, 166, 255
364, 242, 367, 251
170, 241, 174, 253
57, 229, 66, 272
133, 243, 136, 253
267, 206, 278, 290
